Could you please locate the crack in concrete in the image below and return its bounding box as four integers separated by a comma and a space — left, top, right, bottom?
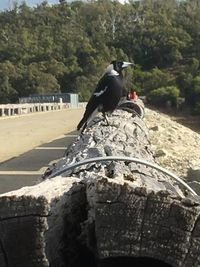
0, 214, 49, 222
0, 239, 10, 267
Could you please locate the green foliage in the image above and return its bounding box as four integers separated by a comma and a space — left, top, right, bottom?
176, 72, 193, 99
141, 68, 175, 94
76, 76, 95, 102
20, 64, 60, 96
0, 0, 199, 111
0, 61, 19, 103
193, 76, 200, 94
130, 67, 175, 96
194, 101, 200, 115
147, 86, 180, 108
0, 76, 18, 103
188, 75, 200, 111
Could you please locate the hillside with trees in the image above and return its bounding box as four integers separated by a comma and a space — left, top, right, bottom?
0, 0, 200, 114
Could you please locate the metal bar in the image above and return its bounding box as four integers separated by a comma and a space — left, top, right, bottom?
49, 156, 197, 196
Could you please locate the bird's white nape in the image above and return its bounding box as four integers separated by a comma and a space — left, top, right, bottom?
104, 64, 119, 76
104, 64, 113, 73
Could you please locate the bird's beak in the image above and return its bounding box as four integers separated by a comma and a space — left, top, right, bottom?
122, 62, 134, 68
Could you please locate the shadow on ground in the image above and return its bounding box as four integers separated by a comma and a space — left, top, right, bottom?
0, 131, 78, 194
148, 105, 200, 133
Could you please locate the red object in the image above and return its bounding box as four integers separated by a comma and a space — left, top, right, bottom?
129, 91, 138, 101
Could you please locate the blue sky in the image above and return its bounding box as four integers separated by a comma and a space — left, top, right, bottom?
0, 0, 129, 11
0, 0, 60, 11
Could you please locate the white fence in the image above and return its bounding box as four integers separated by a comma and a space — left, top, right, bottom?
0, 103, 71, 117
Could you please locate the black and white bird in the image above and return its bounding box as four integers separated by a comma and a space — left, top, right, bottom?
77, 60, 133, 132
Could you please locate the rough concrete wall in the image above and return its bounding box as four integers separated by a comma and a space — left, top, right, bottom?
47, 109, 200, 267
87, 178, 200, 267
50, 109, 184, 197
0, 177, 81, 267
1, 109, 200, 267
0, 196, 49, 267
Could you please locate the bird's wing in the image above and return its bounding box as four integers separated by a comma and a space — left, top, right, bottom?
93, 75, 117, 97
77, 75, 121, 131
77, 95, 99, 130
93, 86, 108, 97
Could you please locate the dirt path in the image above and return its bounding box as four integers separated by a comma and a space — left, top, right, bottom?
0, 108, 84, 163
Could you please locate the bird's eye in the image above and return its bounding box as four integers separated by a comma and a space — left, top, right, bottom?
117, 62, 120, 67
117, 61, 123, 68
113, 61, 123, 71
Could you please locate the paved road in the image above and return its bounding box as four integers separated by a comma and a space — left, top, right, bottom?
0, 108, 84, 194
0, 108, 83, 162
0, 131, 78, 194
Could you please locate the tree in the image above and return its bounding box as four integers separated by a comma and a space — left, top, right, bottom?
17, 63, 60, 96
0, 61, 19, 103
0, 0, 199, 111
0, 76, 18, 103
140, 68, 175, 94
189, 75, 200, 113
147, 86, 180, 108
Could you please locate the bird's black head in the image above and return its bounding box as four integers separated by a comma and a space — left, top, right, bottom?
111, 60, 134, 73
103, 60, 134, 76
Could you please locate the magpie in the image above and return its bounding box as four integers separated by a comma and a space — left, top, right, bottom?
77, 60, 133, 132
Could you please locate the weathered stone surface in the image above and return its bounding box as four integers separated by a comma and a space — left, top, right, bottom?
0, 177, 80, 267
86, 178, 200, 267
187, 167, 200, 182
144, 109, 200, 180
154, 149, 168, 158
49, 110, 184, 197
0, 108, 200, 267
0, 196, 48, 267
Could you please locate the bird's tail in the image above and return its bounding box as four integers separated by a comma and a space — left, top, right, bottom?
77, 117, 87, 131
77, 108, 99, 132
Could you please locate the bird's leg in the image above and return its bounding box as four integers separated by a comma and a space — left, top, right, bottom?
103, 112, 109, 126
80, 122, 87, 134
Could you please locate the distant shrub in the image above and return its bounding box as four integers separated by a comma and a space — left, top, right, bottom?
189, 75, 200, 111
193, 76, 200, 94
193, 101, 200, 115
147, 86, 180, 108
142, 68, 175, 94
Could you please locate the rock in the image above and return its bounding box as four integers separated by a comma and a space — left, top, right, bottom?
150, 125, 160, 131
154, 149, 168, 158
0, 108, 200, 267
0, 177, 81, 267
187, 167, 200, 182
187, 181, 200, 196
144, 108, 200, 180
87, 178, 200, 267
